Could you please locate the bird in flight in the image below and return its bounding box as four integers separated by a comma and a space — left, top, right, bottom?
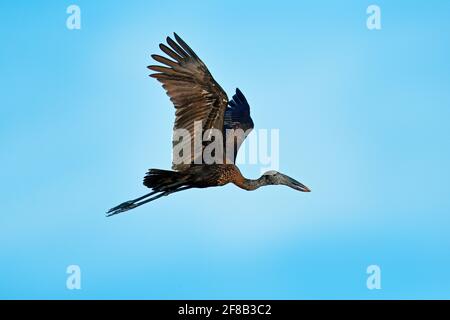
107, 33, 310, 216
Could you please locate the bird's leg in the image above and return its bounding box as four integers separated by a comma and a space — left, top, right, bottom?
106, 186, 192, 217
121, 186, 192, 211
106, 191, 158, 216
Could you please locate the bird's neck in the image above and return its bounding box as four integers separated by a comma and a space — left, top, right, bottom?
233, 175, 266, 191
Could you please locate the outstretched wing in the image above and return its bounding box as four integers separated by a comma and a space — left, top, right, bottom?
148, 33, 229, 170
223, 88, 254, 163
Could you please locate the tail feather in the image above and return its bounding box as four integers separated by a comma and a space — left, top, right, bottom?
143, 169, 186, 191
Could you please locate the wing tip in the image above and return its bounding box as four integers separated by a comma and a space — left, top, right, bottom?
174, 32, 182, 43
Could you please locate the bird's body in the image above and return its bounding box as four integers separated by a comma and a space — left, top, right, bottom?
107, 33, 310, 216
145, 165, 240, 191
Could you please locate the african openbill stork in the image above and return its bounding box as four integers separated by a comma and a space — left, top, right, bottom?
107, 33, 310, 216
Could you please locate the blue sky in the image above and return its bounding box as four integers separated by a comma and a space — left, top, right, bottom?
1, 0, 449, 299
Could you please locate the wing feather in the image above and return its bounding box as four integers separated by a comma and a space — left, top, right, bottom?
149, 33, 229, 170
223, 88, 254, 162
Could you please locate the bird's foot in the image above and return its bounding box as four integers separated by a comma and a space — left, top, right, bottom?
106, 200, 136, 217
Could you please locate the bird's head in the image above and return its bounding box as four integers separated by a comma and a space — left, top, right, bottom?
262, 170, 311, 192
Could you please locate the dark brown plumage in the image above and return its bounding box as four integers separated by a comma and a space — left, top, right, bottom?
149, 33, 229, 170
107, 33, 309, 216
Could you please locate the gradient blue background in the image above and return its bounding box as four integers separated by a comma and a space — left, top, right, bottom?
1, 0, 449, 299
